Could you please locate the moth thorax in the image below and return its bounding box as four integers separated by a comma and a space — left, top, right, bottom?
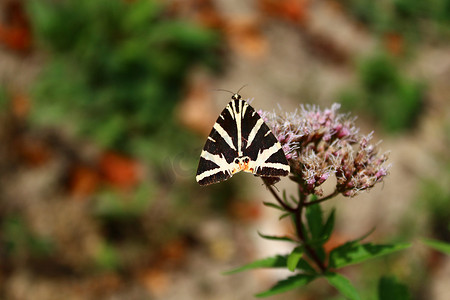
232, 156, 254, 174
231, 93, 241, 100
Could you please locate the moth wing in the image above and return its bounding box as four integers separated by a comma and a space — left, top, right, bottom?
241, 103, 290, 177
196, 101, 239, 186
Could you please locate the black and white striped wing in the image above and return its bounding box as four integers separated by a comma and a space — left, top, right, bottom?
196, 94, 290, 186
240, 102, 290, 177
196, 101, 238, 186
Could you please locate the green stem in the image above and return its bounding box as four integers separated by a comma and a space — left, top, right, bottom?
295, 192, 327, 272
262, 178, 295, 213
262, 178, 327, 272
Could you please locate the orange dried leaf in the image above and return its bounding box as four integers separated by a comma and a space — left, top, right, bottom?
176, 79, 216, 135
99, 152, 141, 190
0, 1, 32, 52
15, 137, 52, 167
258, 0, 308, 24
384, 32, 404, 56
68, 165, 101, 198
140, 268, 170, 297
228, 201, 261, 222
11, 93, 30, 119
225, 18, 268, 59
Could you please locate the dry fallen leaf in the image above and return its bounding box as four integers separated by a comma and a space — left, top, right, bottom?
258, 0, 308, 24
99, 151, 141, 190
384, 32, 405, 56
176, 77, 216, 135
68, 164, 101, 198
14, 136, 52, 167
224, 17, 268, 60
0, 0, 32, 53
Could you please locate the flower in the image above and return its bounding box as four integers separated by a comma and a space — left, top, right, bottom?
259, 103, 390, 197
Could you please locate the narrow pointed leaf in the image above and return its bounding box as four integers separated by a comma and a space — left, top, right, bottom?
255, 274, 316, 297
325, 272, 361, 300
421, 238, 450, 254
329, 242, 411, 269
289, 195, 298, 205
263, 201, 284, 211
224, 255, 287, 275
287, 246, 304, 272
321, 208, 336, 242
279, 212, 291, 220
258, 231, 296, 243
378, 276, 411, 300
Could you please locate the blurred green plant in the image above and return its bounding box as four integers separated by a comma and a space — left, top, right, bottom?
421, 238, 450, 254
340, 52, 424, 133
94, 184, 154, 220
0, 86, 7, 110
94, 241, 122, 271
27, 0, 222, 162
338, 0, 450, 41
419, 175, 450, 241
377, 276, 411, 300
1, 215, 54, 260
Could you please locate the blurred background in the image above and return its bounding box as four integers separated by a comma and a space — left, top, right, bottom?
0, 0, 449, 299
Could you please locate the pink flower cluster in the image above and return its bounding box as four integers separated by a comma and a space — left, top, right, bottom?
259, 103, 390, 197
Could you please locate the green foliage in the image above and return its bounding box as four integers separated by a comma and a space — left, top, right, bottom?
338, 0, 450, 40
329, 242, 411, 269
419, 177, 450, 240
287, 246, 304, 272
421, 238, 450, 254
1, 215, 54, 259
257, 231, 296, 243
255, 274, 317, 297
27, 0, 222, 160
0, 86, 7, 110
93, 184, 154, 220
94, 241, 121, 271
224, 254, 315, 275
325, 272, 361, 300
227, 196, 411, 298
377, 276, 411, 300
341, 53, 424, 133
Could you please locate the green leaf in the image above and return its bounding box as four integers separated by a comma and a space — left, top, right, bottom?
279, 212, 291, 220
306, 201, 323, 240
321, 208, 336, 242
378, 276, 411, 300
325, 272, 361, 300
224, 255, 288, 275
262, 201, 284, 211
258, 231, 296, 243
304, 201, 326, 262
289, 195, 298, 205
421, 238, 450, 254
329, 242, 411, 269
287, 246, 304, 272
255, 274, 316, 297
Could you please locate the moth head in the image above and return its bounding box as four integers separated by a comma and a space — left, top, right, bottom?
231, 93, 241, 101
232, 156, 254, 174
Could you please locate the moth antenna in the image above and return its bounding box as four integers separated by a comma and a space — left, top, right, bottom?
214, 88, 234, 95
215, 84, 248, 96
236, 84, 248, 94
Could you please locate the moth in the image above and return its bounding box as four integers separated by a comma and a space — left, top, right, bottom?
196, 91, 290, 186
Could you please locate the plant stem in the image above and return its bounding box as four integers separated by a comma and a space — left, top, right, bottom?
296, 191, 327, 272
262, 178, 295, 213
262, 178, 327, 272
303, 189, 339, 207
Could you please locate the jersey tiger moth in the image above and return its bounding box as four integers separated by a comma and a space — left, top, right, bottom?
196, 92, 290, 186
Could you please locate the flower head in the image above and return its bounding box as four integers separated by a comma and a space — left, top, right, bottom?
260, 103, 390, 197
